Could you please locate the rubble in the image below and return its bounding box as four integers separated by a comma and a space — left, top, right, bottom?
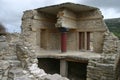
0, 2, 120, 80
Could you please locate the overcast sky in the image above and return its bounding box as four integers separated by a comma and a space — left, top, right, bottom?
0, 0, 120, 32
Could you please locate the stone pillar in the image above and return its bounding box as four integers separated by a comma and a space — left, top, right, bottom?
60, 60, 68, 77
79, 32, 85, 50
87, 32, 90, 50
84, 32, 87, 50
79, 32, 82, 49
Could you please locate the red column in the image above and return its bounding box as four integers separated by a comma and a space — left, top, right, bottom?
61, 32, 67, 52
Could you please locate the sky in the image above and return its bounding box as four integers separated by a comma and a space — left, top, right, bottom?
0, 0, 120, 32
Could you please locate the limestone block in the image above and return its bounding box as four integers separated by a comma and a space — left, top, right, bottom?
56, 9, 77, 28
22, 19, 33, 30
78, 9, 102, 19
2, 76, 8, 80
0, 42, 8, 50
61, 17, 77, 28
0, 75, 2, 79
3, 69, 9, 76
8, 68, 24, 78
62, 9, 76, 19
32, 20, 55, 29
33, 11, 56, 20
12, 75, 33, 80
42, 74, 69, 80
0, 60, 9, 70
93, 32, 104, 53
22, 10, 34, 20
0, 36, 6, 42
8, 60, 21, 67
77, 19, 106, 31
0, 69, 4, 75
103, 32, 119, 54
28, 63, 47, 77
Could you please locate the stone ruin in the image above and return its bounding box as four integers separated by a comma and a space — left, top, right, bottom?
0, 2, 120, 80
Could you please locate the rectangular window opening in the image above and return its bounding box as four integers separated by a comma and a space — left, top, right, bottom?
79, 32, 93, 51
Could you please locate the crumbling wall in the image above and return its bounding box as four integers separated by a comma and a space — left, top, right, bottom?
0, 33, 23, 80
0, 32, 69, 80
115, 40, 120, 80
87, 32, 120, 80
21, 10, 56, 50
16, 43, 69, 80
21, 10, 38, 49
87, 55, 116, 80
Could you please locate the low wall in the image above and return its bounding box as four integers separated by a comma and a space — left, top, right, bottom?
87, 56, 115, 80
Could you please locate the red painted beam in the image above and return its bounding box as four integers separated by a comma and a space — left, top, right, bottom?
61, 32, 67, 52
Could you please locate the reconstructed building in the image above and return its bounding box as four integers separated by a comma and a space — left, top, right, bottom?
0, 2, 120, 80
21, 2, 120, 80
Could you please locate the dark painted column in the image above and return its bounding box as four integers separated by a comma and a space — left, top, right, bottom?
87, 32, 90, 50
59, 27, 69, 53
61, 32, 67, 52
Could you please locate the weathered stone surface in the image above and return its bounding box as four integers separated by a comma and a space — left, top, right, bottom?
42, 74, 69, 80
103, 32, 119, 54
16, 43, 69, 80
0, 60, 10, 70
0, 2, 120, 80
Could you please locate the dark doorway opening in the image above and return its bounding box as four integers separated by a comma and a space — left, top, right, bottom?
68, 61, 88, 80
37, 58, 60, 74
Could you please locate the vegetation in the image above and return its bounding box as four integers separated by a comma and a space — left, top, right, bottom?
105, 18, 120, 39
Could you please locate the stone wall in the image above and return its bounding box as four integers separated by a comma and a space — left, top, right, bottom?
87, 55, 116, 80
0, 33, 69, 80
0, 34, 22, 80
87, 32, 120, 80
21, 8, 107, 52
115, 40, 120, 80
16, 43, 69, 80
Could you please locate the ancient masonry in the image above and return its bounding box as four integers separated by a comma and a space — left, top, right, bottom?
0, 2, 120, 80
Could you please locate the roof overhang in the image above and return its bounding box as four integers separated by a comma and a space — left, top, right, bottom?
35, 2, 99, 15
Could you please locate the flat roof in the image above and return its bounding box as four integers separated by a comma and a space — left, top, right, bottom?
36, 2, 98, 15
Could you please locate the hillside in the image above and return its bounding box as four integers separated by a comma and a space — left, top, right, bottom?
105, 18, 120, 39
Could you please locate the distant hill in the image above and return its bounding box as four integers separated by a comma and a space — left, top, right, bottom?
105, 18, 120, 39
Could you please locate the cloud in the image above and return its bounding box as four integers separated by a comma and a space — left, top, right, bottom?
82, 0, 120, 9
0, 0, 58, 32
0, 0, 120, 32
101, 8, 120, 19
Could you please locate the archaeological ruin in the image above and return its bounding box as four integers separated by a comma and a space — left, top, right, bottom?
0, 2, 120, 80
